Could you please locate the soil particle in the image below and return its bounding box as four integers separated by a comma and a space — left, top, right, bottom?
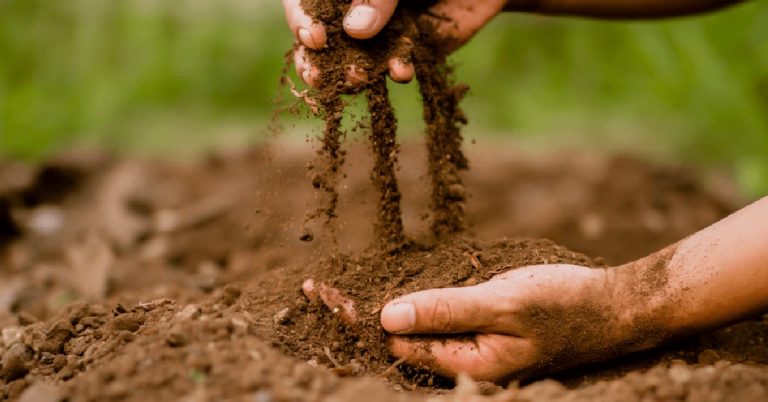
26, 320, 74, 355
110, 314, 142, 333
413, 21, 469, 237
1, 343, 32, 381
366, 76, 405, 246
298, 0, 468, 247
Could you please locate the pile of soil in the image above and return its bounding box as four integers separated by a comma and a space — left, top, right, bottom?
0, 142, 765, 401
276, 237, 596, 387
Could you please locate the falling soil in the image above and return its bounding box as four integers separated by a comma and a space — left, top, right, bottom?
1, 143, 765, 402
299, 0, 468, 246
365, 77, 405, 246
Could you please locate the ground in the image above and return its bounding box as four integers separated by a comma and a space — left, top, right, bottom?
0, 139, 766, 402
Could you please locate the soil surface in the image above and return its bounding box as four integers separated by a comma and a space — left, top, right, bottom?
1, 141, 765, 402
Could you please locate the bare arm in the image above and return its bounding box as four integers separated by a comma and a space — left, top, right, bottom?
379, 196, 768, 381
507, 0, 746, 19
624, 196, 768, 335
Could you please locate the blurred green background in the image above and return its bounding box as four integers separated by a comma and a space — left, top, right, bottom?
1, 0, 767, 196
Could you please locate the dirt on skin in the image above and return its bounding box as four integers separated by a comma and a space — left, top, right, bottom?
276, 237, 597, 388
0, 142, 766, 401
299, 0, 467, 245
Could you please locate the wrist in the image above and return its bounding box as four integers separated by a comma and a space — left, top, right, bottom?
609, 253, 679, 353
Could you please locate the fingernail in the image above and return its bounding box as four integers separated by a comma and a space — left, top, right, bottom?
381, 303, 415, 334
302, 70, 313, 86
344, 5, 379, 32
298, 28, 318, 49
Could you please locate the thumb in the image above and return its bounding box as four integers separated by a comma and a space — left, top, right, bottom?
344, 0, 398, 39
380, 284, 502, 334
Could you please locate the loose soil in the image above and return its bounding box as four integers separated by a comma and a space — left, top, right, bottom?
299, 0, 468, 245
1, 141, 765, 401
276, 237, 596, 388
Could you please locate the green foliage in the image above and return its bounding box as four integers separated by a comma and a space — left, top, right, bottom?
452, 4, 768, 196
0, 0, 288, 156
0, 0, 766, 195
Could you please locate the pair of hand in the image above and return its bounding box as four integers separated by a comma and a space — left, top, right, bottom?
281, 0, 509, 87
304, 262, 650, 382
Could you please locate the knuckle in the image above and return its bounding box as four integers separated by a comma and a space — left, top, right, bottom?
429, 299, 454, 332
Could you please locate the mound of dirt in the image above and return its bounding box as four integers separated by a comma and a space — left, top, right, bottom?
0, 143, 765, 401
276, 237, 596, 387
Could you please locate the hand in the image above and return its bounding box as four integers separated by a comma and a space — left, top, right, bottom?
281, 0, 509, 87
380, 264, 661, 383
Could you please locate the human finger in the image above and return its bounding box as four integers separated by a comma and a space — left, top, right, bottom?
293, 46, 320, 87
389, 334, 530, 382
282, 0, 327, 49
344, 0, 398, 40
424, 0, 507, 51
388, 58, 414, 83
380, 285, 505, 334
387, 36, 414, 83
302, 278, 319, 301
301, 279, 357, 324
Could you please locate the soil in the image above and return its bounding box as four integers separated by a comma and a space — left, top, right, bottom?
0, 141, 765, 401
298, 0, 467, 245
276, 237, 596, 388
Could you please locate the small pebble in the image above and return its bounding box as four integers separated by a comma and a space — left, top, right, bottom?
273, 307, 291, 325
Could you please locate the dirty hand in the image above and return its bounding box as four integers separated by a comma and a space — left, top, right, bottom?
282, 0, 509, 86
379, 264, 653, 383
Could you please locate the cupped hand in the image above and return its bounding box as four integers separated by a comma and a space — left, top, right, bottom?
380, 264, 659, 383
282, 0, 509, 87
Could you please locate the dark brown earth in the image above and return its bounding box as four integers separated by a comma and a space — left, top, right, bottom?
277, 237, 597, 389
1, 141, 766, 401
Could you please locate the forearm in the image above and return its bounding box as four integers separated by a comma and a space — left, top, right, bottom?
624, 196, 768, 337
506, 0, 745, 19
